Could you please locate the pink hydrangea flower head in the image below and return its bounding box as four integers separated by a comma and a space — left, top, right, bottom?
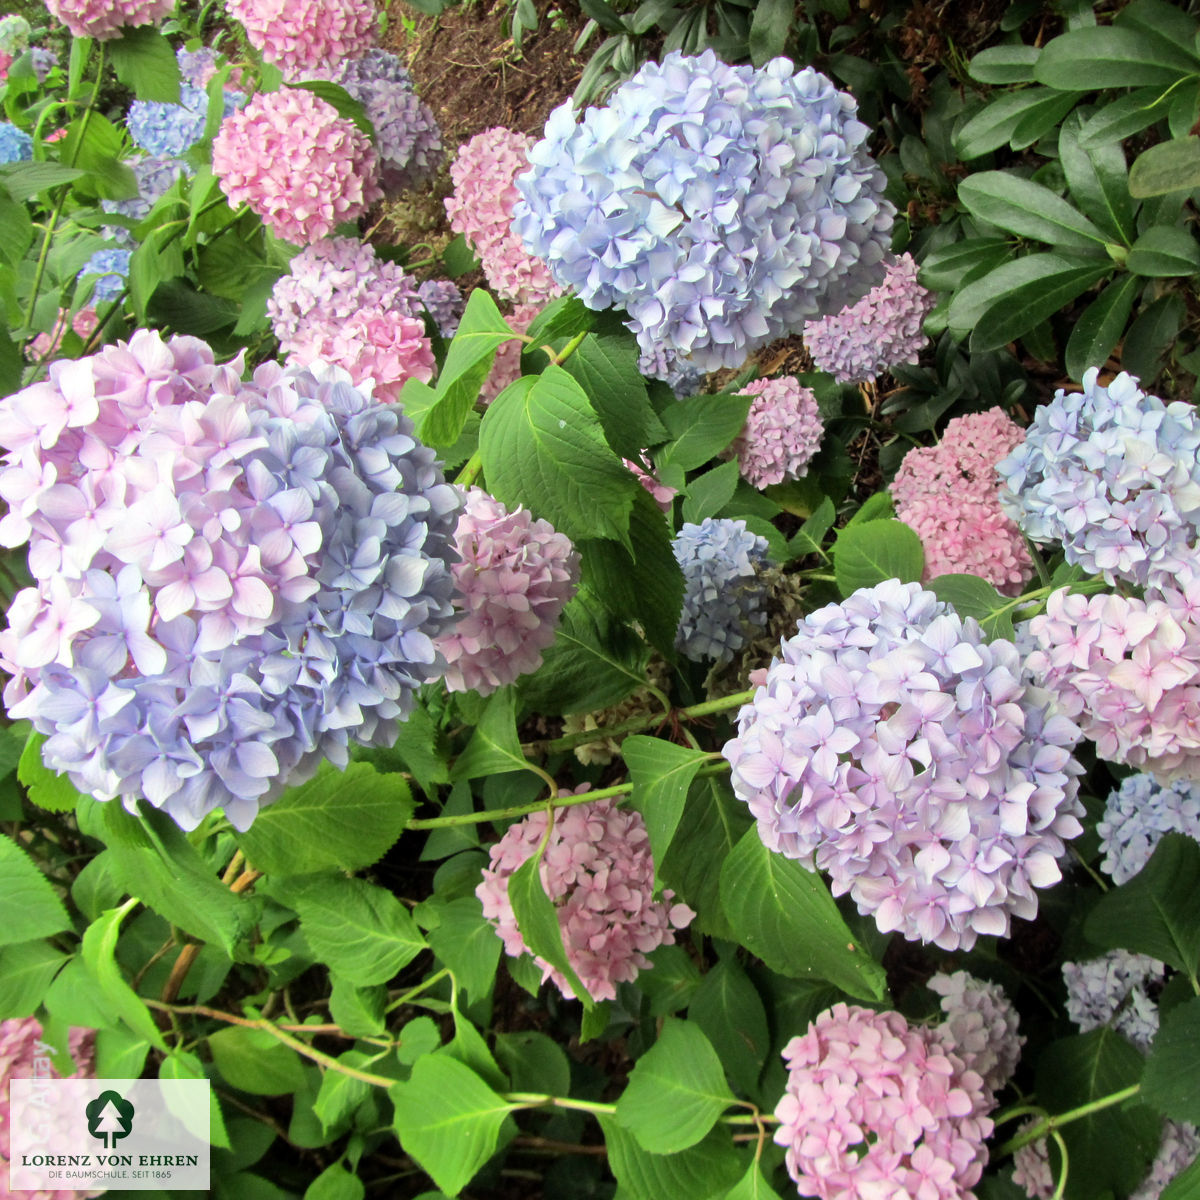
43, 0, 174, 39
929, 970, 1024, 1102
225, 0, 376, 76
267, 236, 432, 402
774, 1003, 994, 1200
476, 793, 694, 1001
892, 407, 1033, 595
444, 128, 563, 305
1019, 582, 1200, 781
211, 89, 382, 246
436, 487, 580, 695
804, 253, 933, 383
1, 1017, 97, 1200
729, 376, 823, 489
1012, 1122, 1055, 1200
723, 579, 1086, 951
26, 308, 99, 363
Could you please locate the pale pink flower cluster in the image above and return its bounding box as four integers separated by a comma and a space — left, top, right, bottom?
43, 0, 173, 39
804, 253, 933, 383
1, 1018, 97, 1200
225, 0, 376, 75
1132, 1121, 1200, 1200
729, 376, 823, 489
929, 970, 1023, 1102
1020, 582, 1200, 782
624, 457, 676, 512
892, 408, 1033, 595
1012, 1123, 1054, 1199
267, 237, 432, 403
444, 128, 563, 305
212, 90, 381, 247
25, 308, 99, 363
480, 303, 538, 404
476, 794, 694, 1002
774, 1003, 993, 1200
435, 487, 579, 695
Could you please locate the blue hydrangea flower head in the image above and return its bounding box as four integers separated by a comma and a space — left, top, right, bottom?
102, 156, 193, 243
1097, 773, 1200, 885
673, 517, 770, 662
638, 346, 704, 397
127, 84, 240, 156
0, 122, 33, 164
80, 248, 132, 302
997, 367, 1200, 591
513, 50, 894, 371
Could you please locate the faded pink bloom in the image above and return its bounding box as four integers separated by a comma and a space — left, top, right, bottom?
226, 0, 376, 76
43, 0, 173, 39
728, 376, 823, 488
929, 970, 1024, 1102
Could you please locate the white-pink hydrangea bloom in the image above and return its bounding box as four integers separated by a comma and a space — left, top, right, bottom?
25, 307, 98, 362
929, 970, 1024, 1102
892, 408, 1033, 596
1012, 1123, 1055, 1200
444, 128, 563, 305
43, 0, 173, 39
475, 795, 694, 1002
728, 376, 823, 489
226, 0, 376, 76
1, 1018, 97, 1200
623, 457, 676, 513
1020, 582, 1200, 782
267, 237, 432, 403
1132, 1121, 1200, 1200
804, 253, 933, 383
435, 487, 579, 695
479, 303, 538, 404
212, 90, 381, 247
774, 1003, 994, 1200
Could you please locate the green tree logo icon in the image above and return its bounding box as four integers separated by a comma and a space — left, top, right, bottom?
85, 1090, 135, 1149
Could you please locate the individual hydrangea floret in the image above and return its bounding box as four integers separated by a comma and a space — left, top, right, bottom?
267, 236, 433, 403
774, 1003, 994, 1200
1063, 950, 1164, 1051
514, 50, 894, 370
892, 407, 1033, 595
417, 278, 464, 339
1019, 582, 1200, 782
804, 253, 933, 383
445, 127, 563, 306
101, 156, 193, 246
225, 0, 376, 75
638, 346, 704, 397
728, 376, 823, 489
673, 518, 770, 663
1098, 773, 1200, 885
43, 0, 174, 39
435, 487, 579, 695
0, 122, 33, 163
476, 793, 693, 1002
724, 579, 1085, 951
312, 51, 442, 192
212, 89, 382, 246
1132, 1122, 1200, 1200
997, 368, 1200, 592
0, 331, 461, 832
79, 248, 131, 303
929, 970, 1024, 1102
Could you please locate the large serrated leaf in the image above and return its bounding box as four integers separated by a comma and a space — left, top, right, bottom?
599, 1117, 743, 1200
1143, 995, 1200, 1124
107, 25, 182, 102
0, 833, 70, 945
0, 940, 68, 1019
624, 736, 710, 868
449, 687, 532, 782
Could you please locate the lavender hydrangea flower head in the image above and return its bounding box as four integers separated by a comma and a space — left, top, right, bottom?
0, 330, 461, 832
774, 1003, 994, 1200
638, 346, 704, 397
0, 122, 33, 163
513, 50, 894, 371
445, 127, 563, 306
476, 791, 694, 1002
312, 51, 442, 192
804, 253, 933, 383
417, 279, 464, 339
226, 0, 377, 76
177, 46, 219, 88
1132, 1122, 1200, 1200
997, 368, 1200, 592
128, 85, 212, 157
268, 236, 433, 403
435, 487, 580, 695
79, 247, 131, 303
673, 518, 770, 663
43, 0, 174, 39
1019, 582, 1200, 782
728, 376, 823, 489
892, 408, 1033, 595
1098, 774, 1200, 885
724, 580, 1085, 951
30, 48, 58, 83
212, 90, 382, 246
1012, 1124, 1055, 1199
1063, 950, 1164, 1051
929, 970, 1023, 1102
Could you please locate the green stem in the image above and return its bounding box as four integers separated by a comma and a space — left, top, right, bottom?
996, 1084, 1141, 1157
549, 331, 587, 365
455, 452, 482, 488
385, 967, 451, 1014
405, 762, 730, 829
506, 1092, 616, 1116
